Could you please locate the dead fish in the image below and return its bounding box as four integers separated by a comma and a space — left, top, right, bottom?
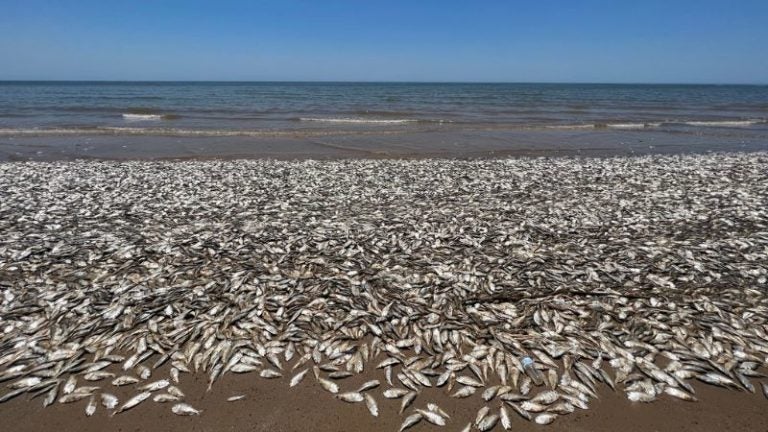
227, 395, 246, 402
456, 375, 484, 387
63, 376, 77, 394
43, 386, 58, 407
230, 364, 259, 373
84, 371, 115, 382
10, 377, 42, 389
535, 413, 557, 425
506, 402, 532, 421
85, 396, 97, 416
59, 393, 92, 404
399, 412, 422, 432
427, 403, 450, 419
383, 388, 410, 399
477, 413, 499, 431
697, 373, 736, 388
364, 393, 378, 417
318, 378, 339, 394
664, 387, 697, 402
260, 369, 282, 379
171, 403, 201, 416
416, 409, 446, 426
475, 406, 490, 426
139, 379, 169, 392
153, 393, 180, 403
112, 376, 139, 386
627, 392, 656, 403
0, 388, 27, 404
482, 385, 500, 401
531, 390, 559, 405
100, 393, 118, 409
357, 380, 380, 392
137, 366, 151, 380
520, 401, 548, 412
451, 386, 476, 398
167, 386, 185, 398
400, 391, 418, 413
290, 369, 308, 387
115, 392, 151, 414
500, 405, 512, 430
337, 392, 364, 403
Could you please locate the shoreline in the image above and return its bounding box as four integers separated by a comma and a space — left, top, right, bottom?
1, 153, 767, 431
2, 128, 768, 162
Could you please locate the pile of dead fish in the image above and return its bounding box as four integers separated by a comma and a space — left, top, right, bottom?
0, 152, 767, 430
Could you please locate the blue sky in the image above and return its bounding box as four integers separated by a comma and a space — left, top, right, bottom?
1, 0, 766, 83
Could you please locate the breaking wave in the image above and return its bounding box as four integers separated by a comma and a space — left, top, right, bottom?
122, 113, 180, 121
681, 120, 765, 127
299, 117, 417, 124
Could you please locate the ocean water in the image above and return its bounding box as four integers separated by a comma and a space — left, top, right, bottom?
0, 82, 767, 159
1, 81, 767, 133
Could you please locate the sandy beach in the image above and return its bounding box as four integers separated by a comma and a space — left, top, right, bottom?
1, 153, 767, 431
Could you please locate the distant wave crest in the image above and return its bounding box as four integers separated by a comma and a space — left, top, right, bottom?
547, 122, 662, 130
299, 117, 419, 124
681, 120, 765, 127
123, 113, 180, 121
547, 119, 765, 130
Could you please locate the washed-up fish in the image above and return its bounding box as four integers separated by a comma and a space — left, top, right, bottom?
290, 369, 308, 387
399, 413, 422, 432
139, 379, 169, 392
318, 378, 339, 394
400, 391, 418, 413
112, 376, 139, 386
153, 393, 180, 403
260, 369, 282, 379
535, 413, 557, 425
477, 413, 499, 431
364, 393, 378, 417
358, 380, 380, 392
101, 393, 118, 409
416, 409, 446, 426
115, 392, 151, 414
337, 392, 364, 403
451, 386, 476, 398
475, 406, 490, 426
499, 406, 512, 430
59, 393, 92, 404
85, 396, 97, 416
664, 387, 697, 402
383, 388, 410, 399
171, 403, 201, 416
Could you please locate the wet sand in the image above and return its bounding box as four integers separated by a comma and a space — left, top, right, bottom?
2, 127, 768, 161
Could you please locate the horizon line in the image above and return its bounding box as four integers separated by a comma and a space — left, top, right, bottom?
0, 79, 766, 86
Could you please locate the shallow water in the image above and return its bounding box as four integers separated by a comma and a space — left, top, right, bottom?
1, 82, 767, 160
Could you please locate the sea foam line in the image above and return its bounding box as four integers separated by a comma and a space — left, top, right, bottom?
681, 120, 765, 127
299, 117, 419, 124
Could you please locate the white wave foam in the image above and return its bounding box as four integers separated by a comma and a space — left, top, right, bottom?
300, 117, 418, 124
0, 127, 384, 138
545, 124, 596, 130
123, 114, 164, 121
682, 120, 764, 127
606, 122, 662, 129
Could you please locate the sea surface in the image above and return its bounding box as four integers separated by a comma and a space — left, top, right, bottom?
1, 82, 767, 159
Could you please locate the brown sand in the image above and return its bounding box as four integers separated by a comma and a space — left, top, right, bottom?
2, 360, 766, 432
